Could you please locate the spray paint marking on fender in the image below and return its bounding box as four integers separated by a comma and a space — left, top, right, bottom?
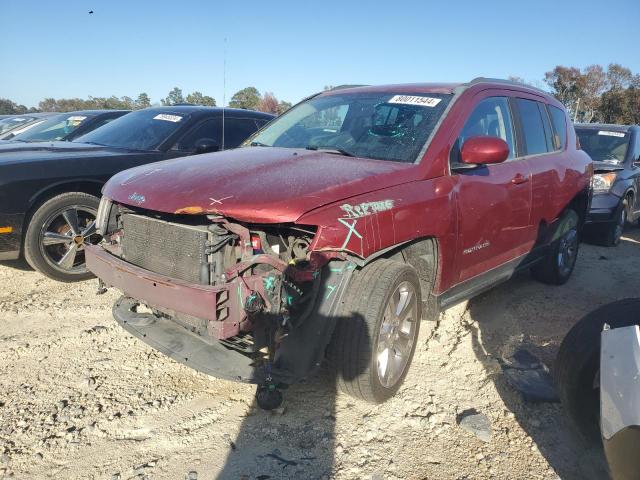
338, 217, 363, 249
340, 200, 394, 219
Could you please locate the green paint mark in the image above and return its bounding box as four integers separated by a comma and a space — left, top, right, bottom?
263, 276, 276, 290
286, 294, 294, 306
346, 264, 356, 270
329, 267, 344, 273
326, 285, 337, 300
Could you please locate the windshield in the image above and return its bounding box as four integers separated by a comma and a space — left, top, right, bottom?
74, 110, 187, 150
12, 114, 90, 142
0, 116, 34, 134
576, 128, 630, 163
245, 91, 453, 163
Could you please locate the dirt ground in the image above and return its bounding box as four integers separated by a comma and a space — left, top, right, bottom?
1, 230, 639, 480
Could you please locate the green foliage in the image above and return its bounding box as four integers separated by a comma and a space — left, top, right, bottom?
135, 93, 151, 109
0, 98, 31, 115
229, 87, 261, 110
162, 87, 185, 106
185, 91, 216, 106
545, 63, 640, 123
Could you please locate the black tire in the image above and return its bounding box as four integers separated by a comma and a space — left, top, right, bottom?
555, 299, 640, 443
328, 259, 422, 403
531, 209, 580, 285
601, 199, 627, 247
24, 192, 100, 282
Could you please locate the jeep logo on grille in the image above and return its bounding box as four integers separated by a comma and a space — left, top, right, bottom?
128, 192, 146, 204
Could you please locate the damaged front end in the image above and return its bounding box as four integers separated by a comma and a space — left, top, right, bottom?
87, 197, 355, 388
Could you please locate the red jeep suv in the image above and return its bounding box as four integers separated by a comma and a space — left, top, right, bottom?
86, 79, 592, 409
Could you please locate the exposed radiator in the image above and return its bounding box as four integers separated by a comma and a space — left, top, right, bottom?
121, 213, 209, 284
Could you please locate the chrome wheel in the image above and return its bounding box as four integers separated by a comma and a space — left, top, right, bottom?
376, 281, 418, 388
557, 228, 578, 277
39, 206, 99, 273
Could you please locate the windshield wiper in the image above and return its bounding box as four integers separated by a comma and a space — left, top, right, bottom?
80, 141, 105, 146
306, 145, 355, 157
250, 141, 271, 147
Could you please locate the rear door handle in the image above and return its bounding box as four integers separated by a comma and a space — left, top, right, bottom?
511, 174, 529, 185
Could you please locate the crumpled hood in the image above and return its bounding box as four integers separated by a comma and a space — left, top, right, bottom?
104, 147, 416, 223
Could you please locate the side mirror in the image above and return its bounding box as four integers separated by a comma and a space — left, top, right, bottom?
194, 139, 220, 154
460, 136, 510, 165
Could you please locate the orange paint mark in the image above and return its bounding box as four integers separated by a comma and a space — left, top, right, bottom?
0, 226, 13, 234
174, 206, 205, 214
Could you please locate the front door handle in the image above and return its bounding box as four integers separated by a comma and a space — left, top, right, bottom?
511, 174, 529, 185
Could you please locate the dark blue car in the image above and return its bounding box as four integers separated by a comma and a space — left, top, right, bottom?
576, 123, 640, 246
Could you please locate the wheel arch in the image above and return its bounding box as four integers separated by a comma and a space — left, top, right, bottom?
21, 180, 103, 248
359, 236, 440, 320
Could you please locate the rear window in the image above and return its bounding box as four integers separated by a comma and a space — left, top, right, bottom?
516, 99, 548, 156
548, 106, 567, 150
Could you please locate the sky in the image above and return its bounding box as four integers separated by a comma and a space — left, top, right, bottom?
2, 0, 639, 109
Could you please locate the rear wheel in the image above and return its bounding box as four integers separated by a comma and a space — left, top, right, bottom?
555, 299, 640, 443
531, 209, 579, 285
328, 259, 422, 403
24, 192, 100, 282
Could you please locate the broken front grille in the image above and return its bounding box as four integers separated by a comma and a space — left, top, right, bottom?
121, 213, 209, 284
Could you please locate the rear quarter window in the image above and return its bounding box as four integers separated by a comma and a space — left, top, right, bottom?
548, 105, 568, 150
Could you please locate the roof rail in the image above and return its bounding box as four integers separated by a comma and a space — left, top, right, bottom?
467, 77, 548, 94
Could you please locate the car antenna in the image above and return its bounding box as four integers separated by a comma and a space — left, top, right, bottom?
222, 37, 227, 150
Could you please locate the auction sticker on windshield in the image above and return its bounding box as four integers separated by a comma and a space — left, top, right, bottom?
153, 114, 183, 123
388, 95, 442, 107
67, 116, 87, 122
598, 130, 626, 138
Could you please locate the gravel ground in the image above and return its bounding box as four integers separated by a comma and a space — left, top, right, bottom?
1, 231, 639, 480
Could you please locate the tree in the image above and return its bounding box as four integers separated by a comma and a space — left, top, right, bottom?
185, 91, 216, 106
277, 101, 292, 115
256, 92, 279, 114
135, 93, 151, 109
0, 98, 28, 115
229, 87, 261, 110
544, 66, 584, 119
162, 87, 184, 106
606, 63, 633, 91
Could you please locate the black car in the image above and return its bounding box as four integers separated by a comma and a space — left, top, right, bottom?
0, 113, 58, 139
0, 106, 274, 281
576, 124, 640, 246
0, 110, 129, 144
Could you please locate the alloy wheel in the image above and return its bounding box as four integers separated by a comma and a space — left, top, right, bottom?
376, 281, 419, 388
39, 206, 99, 274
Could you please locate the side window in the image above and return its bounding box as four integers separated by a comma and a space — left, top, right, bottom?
173, 118, 222, 152
548, 105, 567, 150
223, 117, 261, 149
458, 97, 516, 159
515, 98, 549, 155
537, 103, 554, 152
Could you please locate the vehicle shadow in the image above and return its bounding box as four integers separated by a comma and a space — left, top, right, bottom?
0, 257, 32, 271
215, 312, 368, 480
463, 230, 640, 479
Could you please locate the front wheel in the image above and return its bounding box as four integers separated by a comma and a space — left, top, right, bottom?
602, 199, 627, 247
24, 192, 101, 282
531, 209, 579, 285
328, 259, 422, 403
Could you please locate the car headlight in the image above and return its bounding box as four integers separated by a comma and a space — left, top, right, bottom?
96, 196, 112, 235
592, 172, 617, 194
